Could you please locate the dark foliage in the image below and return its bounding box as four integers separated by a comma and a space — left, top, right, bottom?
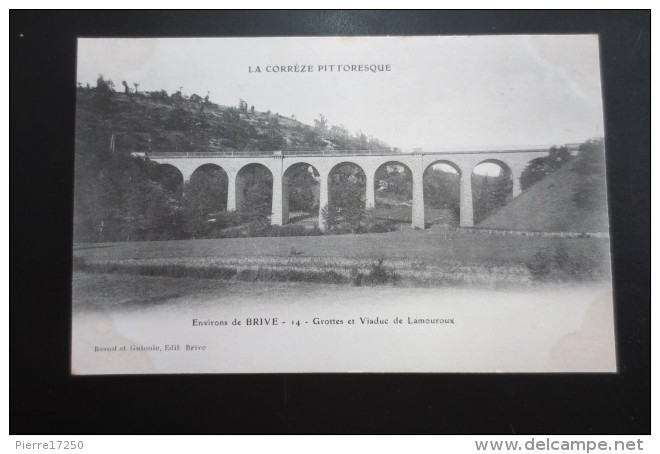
520, 146, 572, 190
350, 258, 399, 286
472, 171, 512, 224
423, 167, 460, 211
286, 164, 319, 212
526, 242, 608, 282
182, 166, 229, 237
323, 163, 366, 232
571, 138, 607, 211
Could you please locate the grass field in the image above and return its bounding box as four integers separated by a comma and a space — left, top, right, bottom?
74, 225, 610, 264
73, 226, 611, 288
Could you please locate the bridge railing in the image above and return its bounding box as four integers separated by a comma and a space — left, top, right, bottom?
139, 149, 395, 158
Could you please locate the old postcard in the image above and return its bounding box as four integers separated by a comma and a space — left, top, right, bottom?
71, 36, 615, 374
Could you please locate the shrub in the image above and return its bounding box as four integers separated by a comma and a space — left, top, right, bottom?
328, 224, 352, 235
350, 266, 364, 286
526, 243, 606, 282
368, 258, 390, 285
350, 258, 398, 286
246, 218, 271, 237
305, 226, 324, 236
372, 220, 397, 233
526, 248, 554, 280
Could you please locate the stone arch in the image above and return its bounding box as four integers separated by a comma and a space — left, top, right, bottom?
328, 161, 367, 195
189, 163, 229, 211
328, 161, 367, 176
191, 163, 229, 179
282, 162, 320, 225
473, 158, 512, 177
235, 163, 273, 215
423, 160, 462, 226
374, 161, 413, 226
154, 163, 184, 193
424, 159, 462, 177
471, 159, 514, 225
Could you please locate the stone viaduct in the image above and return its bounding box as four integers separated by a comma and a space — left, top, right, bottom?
131, 149, 549, 230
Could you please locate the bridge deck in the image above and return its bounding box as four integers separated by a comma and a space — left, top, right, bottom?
132, 148, 550, 159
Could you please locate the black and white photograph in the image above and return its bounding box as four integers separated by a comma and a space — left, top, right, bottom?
70, 35, 615, 374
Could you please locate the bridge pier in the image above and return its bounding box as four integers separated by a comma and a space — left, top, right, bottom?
234, 172, 246, 212
281, 174, 290, 225
365, 170, 375, 209
227, 171, 237, 211
459, 171, 474, 227
271, 155, 284, 226
181, 168, 194, 183
511, 164, 525, 198
411, 155, 425, 229
512, 177, 521, 199
318, 169, 330, 231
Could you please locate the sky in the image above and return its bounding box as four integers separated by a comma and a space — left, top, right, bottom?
77, 36, 604, 153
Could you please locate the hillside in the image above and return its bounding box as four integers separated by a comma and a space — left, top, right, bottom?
478, 159, 610, 233
73, 82, 396, 243
75, 85, 392, 153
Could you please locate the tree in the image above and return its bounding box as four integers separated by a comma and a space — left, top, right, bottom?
94, 75, 114, 110
166, 106, 190, 131
73, 129, 186, 242
223, 106, 240, 123
520, 145, 572, 190
149, 89, 169, 102
149, 164, 183, 193
472, 170, 512, 224
96, 74, 114, 92
301, 128, 325, 151
172, 87, 183, 101
121, 174, 180, 241
287, 166, 318, 212
321, 203, 339, 231
572, 138, 606, 210
490, 171, 513, 208
423, 168, 459, 211
327, 164, 366, 232
182, 169, 228, 237
237, 166, 273, 223
330, 124, 350, 138
314, 114, 328, 132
